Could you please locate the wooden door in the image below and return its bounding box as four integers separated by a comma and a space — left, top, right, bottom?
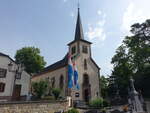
12, 85, 21, 101
84, 89, 89, 102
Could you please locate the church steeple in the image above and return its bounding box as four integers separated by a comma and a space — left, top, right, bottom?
68, 7, 92, 46
74, 8, 84, 41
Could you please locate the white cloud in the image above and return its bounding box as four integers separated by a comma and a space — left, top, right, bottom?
70, 11, 75, 18
97, 10, 102, 15
85, 26, 106, 41
121, 1, 150, 34
85, 11, 106, 46
63, 0, 67, 2
97, 20, 105, 26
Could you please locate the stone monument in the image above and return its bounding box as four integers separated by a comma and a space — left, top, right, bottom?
128, 77, 144, 113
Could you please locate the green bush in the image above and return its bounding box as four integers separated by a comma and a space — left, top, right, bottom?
89, 98, 110, 108
52, 88, 61, 100
89, 98, 103, 108
101, 108, 107, 113
103, 99, 110, 107
42, 96, 54, 100
32, 80, 48, 99
67, 108, 79, 113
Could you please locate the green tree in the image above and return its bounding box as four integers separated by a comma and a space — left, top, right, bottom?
15, 47, 46, 74
111, 45, 133, 96
124, 20, 150, 97
100, 76, 109, 98
32, 80, 48, 99
111, 19, 150, 97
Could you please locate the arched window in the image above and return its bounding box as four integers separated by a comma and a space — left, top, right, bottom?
51, 77, 55, 88
59, 75, 64, 89
71, 46, 76, 55
84, 59, 87, 70
83, 74, 89, 84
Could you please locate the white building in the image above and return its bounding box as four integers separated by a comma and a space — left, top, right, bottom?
0, 52, 30, 101
32, 9, 101, 102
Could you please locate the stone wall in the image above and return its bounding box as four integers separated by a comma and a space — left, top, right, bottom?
32, 66, 68, 97
0, 101, 68, 113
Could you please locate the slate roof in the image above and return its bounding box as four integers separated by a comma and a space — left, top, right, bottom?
0, 52, 15, 62
68, 39, 92, 46
90, 58, 100, 70
74, 8, 84, 41
33, 53, 68, 78
68, 8, 92, 45
0, 52, 9, 57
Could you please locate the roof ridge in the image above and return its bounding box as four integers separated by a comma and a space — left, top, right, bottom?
0, 52, 15, 63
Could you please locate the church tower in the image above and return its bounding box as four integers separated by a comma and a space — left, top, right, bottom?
68, 8, 100, 102
68, 8, 92, 59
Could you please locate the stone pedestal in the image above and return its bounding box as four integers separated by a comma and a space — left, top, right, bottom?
129, 78, 144, 113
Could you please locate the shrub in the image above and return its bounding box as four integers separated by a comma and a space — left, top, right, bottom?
52, 88, 61, 100
101, 108, 107, 113
67, 108, 79, 113
103, 99, 110, 107
32, 80, 48, 99
42, 96, 54, 100
89, 98, 103, 108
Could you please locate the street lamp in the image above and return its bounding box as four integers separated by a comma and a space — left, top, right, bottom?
8, 62, 13, 72
8, 62, 24, 73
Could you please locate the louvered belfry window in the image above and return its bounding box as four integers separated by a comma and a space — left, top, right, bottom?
82, 45, 88, 54
71, 46, 76, 55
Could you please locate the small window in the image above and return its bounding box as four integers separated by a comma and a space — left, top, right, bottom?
0, 83, 5, 92
16, 72, 21, 79
84, 59, 87, 70
71, 46, 76, 55
0, 68, 7, 78
83, 74, 89, 84
82, 46, 88, 54
51, 77, 55, 88
59, 75, 64, 89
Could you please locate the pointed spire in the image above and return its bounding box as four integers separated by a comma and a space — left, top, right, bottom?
74, 7, 84, 41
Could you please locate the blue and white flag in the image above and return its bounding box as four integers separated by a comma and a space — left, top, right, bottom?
68, 54, 73, 88
73, 61, 80, 90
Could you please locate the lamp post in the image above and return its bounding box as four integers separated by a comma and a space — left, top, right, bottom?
8, 62, 24, 101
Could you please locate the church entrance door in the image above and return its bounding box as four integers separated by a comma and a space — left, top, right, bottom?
84, 88, 90, 102
82, 74, 91, 102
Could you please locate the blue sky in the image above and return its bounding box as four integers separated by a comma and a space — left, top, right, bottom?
0, 0, 150, 76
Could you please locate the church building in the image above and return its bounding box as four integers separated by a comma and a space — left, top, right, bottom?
32, 8, 101, 102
